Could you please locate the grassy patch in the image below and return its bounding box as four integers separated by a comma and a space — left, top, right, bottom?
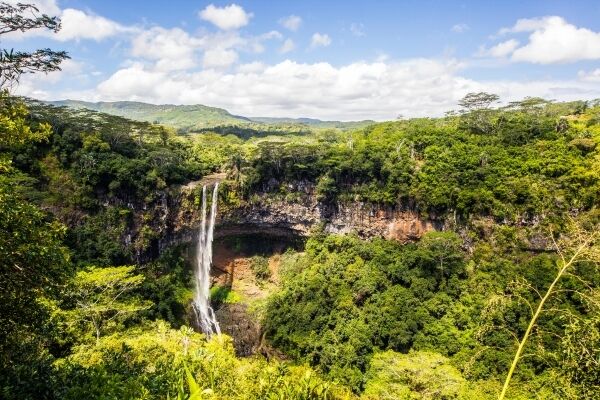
210, 284, 242, 305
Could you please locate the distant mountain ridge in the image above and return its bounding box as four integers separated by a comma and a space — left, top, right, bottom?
248, 116, 374, 130
49, 100, 374, 131
49, 100, 251, 130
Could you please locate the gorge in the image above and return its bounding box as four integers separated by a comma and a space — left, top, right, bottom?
3, 93, 599, 399
3, 1, 600, 398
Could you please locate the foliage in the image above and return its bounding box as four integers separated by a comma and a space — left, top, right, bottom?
250, 255, 271, 281
137, 246, 194, 326
233, 99, 600, 223
362, 351, 467, 400
264, 233, 469, 390
67, 206, 132, 266
0, 2, 69, 88
4, 99, 207, 268
457, 92, 500, 135
52, 322, 352, 400
0, 91, 53, 148
65, 266, 151, 341
0, 183, 70, 340
0, 93, 72, 398
3, 85, 600, 400
559, 313, 600, 398
498, 218, 600, 400
22, 100, 204, 207
210, 285, 242, 306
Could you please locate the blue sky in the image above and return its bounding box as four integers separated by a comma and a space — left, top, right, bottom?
4, 0, 600, 120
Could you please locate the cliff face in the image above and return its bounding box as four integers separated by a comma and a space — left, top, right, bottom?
162, 178, 442, 251
104, 178, 547, 355
218, 193, 441, 242
105, 177, 551, 265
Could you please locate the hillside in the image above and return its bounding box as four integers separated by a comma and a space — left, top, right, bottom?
50, 100, 374, 133
248, 116, 375, 130
50, 100, 251, 130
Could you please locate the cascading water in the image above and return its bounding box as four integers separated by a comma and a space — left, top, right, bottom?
193, 182, 221, 336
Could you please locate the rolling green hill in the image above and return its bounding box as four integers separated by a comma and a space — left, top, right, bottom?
248, 116, 375, 130
50, 100, 251, 130
49, 100, 375, 132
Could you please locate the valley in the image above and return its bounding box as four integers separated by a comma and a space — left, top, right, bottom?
2, 2, 600, 398
4, 93, 600, 399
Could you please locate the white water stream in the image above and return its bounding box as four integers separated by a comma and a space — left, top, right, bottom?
193, 183, 221, 336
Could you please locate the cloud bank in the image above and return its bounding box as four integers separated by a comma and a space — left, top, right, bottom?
7, 3, 600, 121
29, 58, 597, 121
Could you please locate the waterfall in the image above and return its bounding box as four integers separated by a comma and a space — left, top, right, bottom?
193, 182, 221, 336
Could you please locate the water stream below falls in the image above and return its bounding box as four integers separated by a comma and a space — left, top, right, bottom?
193, 183, 221, 336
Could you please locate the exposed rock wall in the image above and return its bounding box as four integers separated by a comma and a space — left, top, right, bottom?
218, 193, 442, 242
160, 176, 442, 248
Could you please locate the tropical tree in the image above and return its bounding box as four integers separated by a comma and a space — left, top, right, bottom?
0, 179, 71, 350
68, 266, 151, 341
362, 350, 467, 399
0, 1, 69, 88
416, 232, 464, 283
0, 87, 71, 387
0, 90, 52, 148
458, 92, 500, 135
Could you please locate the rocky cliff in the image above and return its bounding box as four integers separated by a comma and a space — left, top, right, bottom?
104, 175, 550, 266
107, 176, 550, 355
165, 177, 443, 250
219, 194, 442, 240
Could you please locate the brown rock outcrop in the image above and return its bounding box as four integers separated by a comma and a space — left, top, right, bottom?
217, 192, 441, 242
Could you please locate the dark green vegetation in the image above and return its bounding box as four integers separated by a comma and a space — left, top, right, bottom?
266, 229, 600, 398
3, 84, 600, 399
240, 98, 599, 220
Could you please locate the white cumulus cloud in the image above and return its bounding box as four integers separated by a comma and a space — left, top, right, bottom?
54, 8, 133, 41
3, 0, 134, 42
478, 39, 520, 58
18, 57, 600, 121
95, 63, 170, 99
131, 27, 200, 71
199, 4, 253, 31
37, 58, 592, 120
310, 33, 331, 48
127, 26, 282, 72
203, 48, 239, 68
279, 15, 302, 32
492, 16, 600, 64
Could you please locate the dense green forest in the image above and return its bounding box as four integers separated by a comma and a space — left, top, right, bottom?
2, 3, 600, 399
3, 88, 600, 399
